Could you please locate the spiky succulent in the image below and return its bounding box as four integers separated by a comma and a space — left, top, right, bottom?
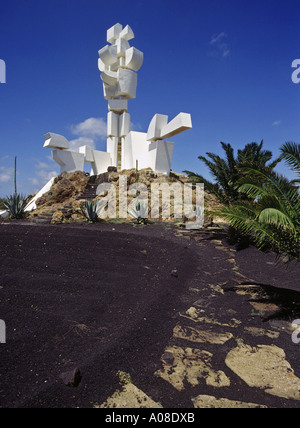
81, 199, 106, 223
4, 193, 27, 219
128, 199, 149, 224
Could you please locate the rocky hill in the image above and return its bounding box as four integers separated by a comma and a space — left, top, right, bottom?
27, 168, 223, 225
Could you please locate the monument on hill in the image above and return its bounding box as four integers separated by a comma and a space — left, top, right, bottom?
44, 23, 192, 176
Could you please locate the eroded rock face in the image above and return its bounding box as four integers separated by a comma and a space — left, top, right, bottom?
36, 171, 89, 207
225, 344, 300, 400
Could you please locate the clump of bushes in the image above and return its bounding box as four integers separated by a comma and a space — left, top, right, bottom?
186, 141, 300, 263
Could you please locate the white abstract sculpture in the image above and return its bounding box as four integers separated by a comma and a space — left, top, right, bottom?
44, 23, 192, 177
98, 23, 192, 175
43, 133, 111, 175
98, 23, 144, 170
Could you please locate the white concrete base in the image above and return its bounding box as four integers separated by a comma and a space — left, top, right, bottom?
25, 176, 57, 212
0, 210, 9, 218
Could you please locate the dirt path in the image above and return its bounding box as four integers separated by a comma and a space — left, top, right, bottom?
0, 222, 299, 408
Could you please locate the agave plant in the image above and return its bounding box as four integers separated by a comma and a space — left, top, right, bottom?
81, 199, 106, 223
128, 198, 149, 224
4, 193, 27, 219
219, 143, 300, 262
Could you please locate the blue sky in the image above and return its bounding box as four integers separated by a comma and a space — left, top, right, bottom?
0, 0, 299, 197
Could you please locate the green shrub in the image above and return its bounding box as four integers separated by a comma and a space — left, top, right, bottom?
219, 143, 300, 263
184, 141, 279, 205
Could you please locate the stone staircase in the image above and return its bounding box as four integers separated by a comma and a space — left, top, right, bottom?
28, 173, 112, 224
29, 211, 56, 224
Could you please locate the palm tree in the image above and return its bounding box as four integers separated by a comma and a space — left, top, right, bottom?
280, 142, 300, 184
219, 142, 300, 262
184, 140, 279, 205
237, 141, 279, 170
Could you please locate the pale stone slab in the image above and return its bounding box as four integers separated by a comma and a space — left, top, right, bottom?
156, 346, 230, 392
173, 324, 233, 344
193, 395, 267, 409
225, 344, 300, 400
98, 383, 162, 408
180, 306, 240, 328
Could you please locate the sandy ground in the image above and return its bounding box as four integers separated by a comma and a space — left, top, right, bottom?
0, 222, 299, 408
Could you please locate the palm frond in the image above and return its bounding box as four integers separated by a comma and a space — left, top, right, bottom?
280, 142, 300, 178
258, 208, 296, 232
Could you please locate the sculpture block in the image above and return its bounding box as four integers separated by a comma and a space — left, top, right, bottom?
108, 99, 128, 113
44, 133, 70, 150
117, 68, 137, 99
107, 137, 118, 167
103, 82, 117, 100
98, 45, 118, 67
119, 112, 131, 138
147, 114, 169, 142
160, 113, 192, 140
122, 132, 150, 171
91, 150, 112, 175
79, 145, 94, 163
107, 23, 123, 44
119, 25, 135, 41
107, 111, 119, 137
148, 141, 174, 175
52, 150, 85, 173
101, 69, 118, 86
125, 47, 144, 72
98, 57, 106, 73
25, 177, 56, 212
116, 38, 130, 58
